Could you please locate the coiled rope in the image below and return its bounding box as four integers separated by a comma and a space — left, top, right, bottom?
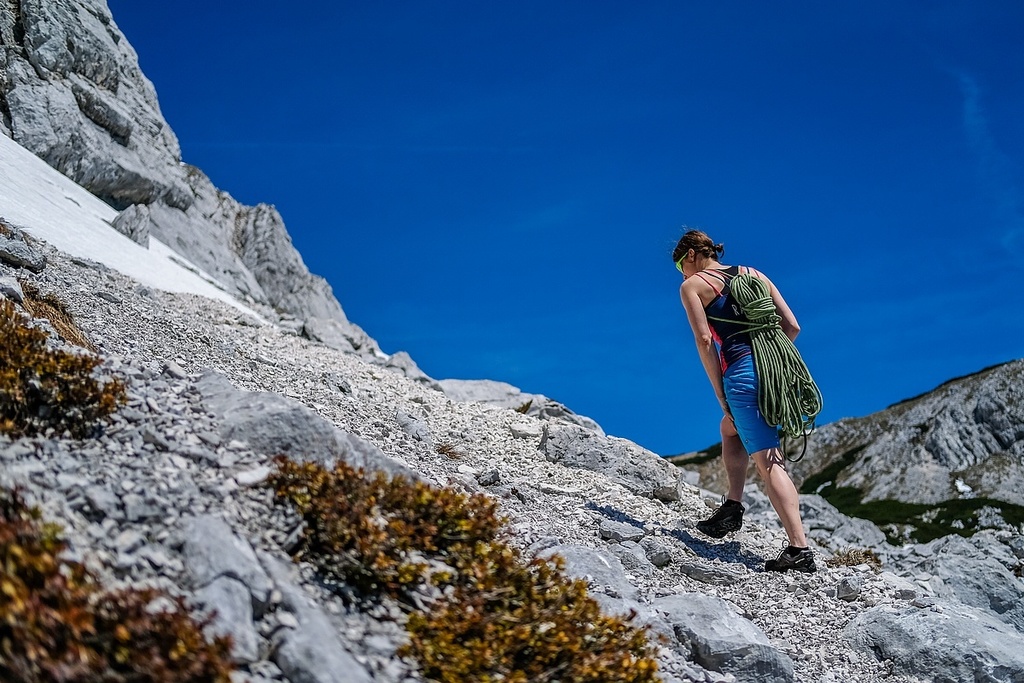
708, 272, 823, 460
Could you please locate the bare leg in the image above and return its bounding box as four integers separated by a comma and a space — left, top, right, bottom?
720, 415, 748, 502
751, 447, 808, 547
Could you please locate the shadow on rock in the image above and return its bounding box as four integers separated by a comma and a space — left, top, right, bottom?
669, 529, 764, 572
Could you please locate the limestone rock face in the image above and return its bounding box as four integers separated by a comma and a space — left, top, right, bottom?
791, 360, 1024, 506
0, 0, 374, 346
691, 359, 1024, 509
439, 378, 605, 434
844, 602, 1024, 683
0, 0, 190, 209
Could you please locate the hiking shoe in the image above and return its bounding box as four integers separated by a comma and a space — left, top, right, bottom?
695, 499, 744, 539
765, 545, 816, 573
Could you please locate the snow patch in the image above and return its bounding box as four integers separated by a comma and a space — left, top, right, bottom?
0, 134, 261, 320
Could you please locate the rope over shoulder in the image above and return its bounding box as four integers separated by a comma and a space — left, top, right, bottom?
708, 272, 823, 458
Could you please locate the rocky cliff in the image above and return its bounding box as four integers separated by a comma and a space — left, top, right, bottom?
0, 0, 377, 354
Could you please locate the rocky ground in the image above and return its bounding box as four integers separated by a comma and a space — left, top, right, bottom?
3, 236, 1024, 683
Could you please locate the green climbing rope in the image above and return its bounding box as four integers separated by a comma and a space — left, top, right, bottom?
708, 272, 823, 445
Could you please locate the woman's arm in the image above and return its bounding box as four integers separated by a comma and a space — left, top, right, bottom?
680, 282, 730, 414
748, 268, 800, 342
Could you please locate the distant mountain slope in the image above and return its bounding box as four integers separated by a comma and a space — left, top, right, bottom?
677, 358, 1024, 541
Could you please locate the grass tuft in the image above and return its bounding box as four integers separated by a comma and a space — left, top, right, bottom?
435, 442, 461, 459
825, 547, 882, 571
18, 281, 97, 352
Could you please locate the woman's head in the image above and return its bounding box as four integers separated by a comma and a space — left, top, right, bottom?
672, 229, 724, 268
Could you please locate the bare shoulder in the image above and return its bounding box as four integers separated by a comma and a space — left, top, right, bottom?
741, 265, 773, 284
681, 275, 712, 298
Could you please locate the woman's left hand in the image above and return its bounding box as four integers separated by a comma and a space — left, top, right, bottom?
721, 413, 739, 438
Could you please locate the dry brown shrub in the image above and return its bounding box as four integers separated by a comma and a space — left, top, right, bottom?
0, 488, 236, 682
825, 547, 882, 571
0, 299, 124, 437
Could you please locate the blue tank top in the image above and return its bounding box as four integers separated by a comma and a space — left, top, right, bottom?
700, 265, 753, 371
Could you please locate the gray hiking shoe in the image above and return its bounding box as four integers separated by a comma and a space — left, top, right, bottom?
765, 544, 816, 573
695, 498, 744, 539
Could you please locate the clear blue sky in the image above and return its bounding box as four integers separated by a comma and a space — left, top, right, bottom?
108, 1, 1023, 455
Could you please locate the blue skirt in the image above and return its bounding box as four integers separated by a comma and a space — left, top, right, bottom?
723, 354, 780, 455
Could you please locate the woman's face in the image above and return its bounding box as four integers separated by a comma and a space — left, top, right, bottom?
675, 250, 692, 279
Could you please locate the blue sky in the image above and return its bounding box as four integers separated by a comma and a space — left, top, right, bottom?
107, 1, 1024, 455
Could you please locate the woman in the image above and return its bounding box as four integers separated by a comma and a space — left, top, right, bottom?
673, 228, 815, 573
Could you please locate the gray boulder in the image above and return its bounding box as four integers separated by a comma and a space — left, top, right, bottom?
194, 576, 260, 664
654, 593, 794, 683
895, 534, 1024, 632
110, 203, 150, 246
395, 410, 431, 444
543, 544, 673, 643
844, 602, 1024, 682
0, 234, 46, 272
544, 544, 639, 602
382, 350, 441, 389
540, 422, 684, 501
640, 536, 673, 568
677, 559, 748, 586
439, 378, 604, 434
300, 316, 379, 356
0, 275, 24, 303
600, 519, 646, 543
182, 515, 273, 613
609, 542, 656, 577
196, 369, 414, 479
261, 553, 374, 683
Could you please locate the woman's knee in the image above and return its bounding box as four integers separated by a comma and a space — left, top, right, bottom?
752, 447, 786, 477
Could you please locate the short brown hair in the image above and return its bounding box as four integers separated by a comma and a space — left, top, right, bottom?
672, 229, 724, 263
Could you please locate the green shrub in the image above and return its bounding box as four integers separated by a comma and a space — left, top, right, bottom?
270, 457, 506, 596
0, 299, 124, 437
403, 545, 659, 683
270, 457, 660, 682
0, 488, 236, 682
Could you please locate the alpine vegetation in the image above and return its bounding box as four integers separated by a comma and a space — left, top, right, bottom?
0, 488, 237, 682
0, 297, 125, 438
271, 458, 661, 682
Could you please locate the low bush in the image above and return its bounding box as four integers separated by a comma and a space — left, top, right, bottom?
0, 298, 124, 437
270, 457, 660, 682
270, 457, 506, 596
0, 488, 236, 682
403, 545, 659, 683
